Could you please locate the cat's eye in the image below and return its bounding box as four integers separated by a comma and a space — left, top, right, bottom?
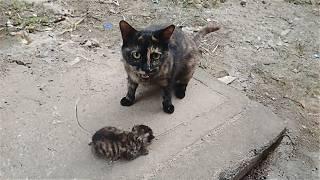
131, 51, 141, 59
151, 53, 161, 60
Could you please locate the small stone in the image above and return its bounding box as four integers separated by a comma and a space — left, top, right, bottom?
240, 0, 247, 7
216, 70, 229, 78
80, 39, 100, 48
6, 20, 13, 27
218, 76, 237, 85
109, 8, 116, 14
292, 69, 299, 73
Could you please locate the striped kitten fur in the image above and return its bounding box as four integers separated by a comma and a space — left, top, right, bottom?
89, 125, 154, 161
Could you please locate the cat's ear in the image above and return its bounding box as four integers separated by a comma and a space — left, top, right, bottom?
119, 20, 137, 42
159, 25, 175, 42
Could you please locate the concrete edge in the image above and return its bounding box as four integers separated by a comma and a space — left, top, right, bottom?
218, 128, 288, 180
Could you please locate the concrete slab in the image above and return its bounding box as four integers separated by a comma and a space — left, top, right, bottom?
0, 50, 285, 179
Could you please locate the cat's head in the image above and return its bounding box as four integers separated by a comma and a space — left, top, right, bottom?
131, 124, 155, 144
119, 20, 175, 80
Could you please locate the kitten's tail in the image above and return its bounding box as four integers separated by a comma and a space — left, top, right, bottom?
193, 22, 220, 46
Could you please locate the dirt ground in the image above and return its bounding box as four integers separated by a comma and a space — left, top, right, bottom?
0, 0, 319, 179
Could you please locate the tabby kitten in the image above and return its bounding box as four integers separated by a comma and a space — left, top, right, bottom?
119, 20, 220, 114
89, 125, 154, 161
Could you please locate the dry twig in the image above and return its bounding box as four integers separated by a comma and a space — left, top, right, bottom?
75, 98, 91, 135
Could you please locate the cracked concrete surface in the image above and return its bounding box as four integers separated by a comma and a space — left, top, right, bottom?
0, 40, 285, 178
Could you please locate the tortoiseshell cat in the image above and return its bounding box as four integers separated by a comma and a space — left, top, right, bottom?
119, 20, 220, 113
89, 125, 154, 161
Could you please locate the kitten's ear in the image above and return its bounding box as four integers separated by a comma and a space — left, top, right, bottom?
159, 25, 175, 42
119, 20, 137, 42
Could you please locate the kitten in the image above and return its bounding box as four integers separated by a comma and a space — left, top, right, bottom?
119, 20, 220, 114
89, 125, 154, 161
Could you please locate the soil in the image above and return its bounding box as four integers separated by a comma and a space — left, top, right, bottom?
0, 0, 319, 179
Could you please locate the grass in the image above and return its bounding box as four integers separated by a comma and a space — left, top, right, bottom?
0, 0, 54, 33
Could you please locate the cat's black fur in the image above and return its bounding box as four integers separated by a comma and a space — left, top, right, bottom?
119, 20, 220, 113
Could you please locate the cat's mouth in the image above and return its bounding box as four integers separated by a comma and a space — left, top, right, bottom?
140, 74, 150, 79
138, 73, 155, 80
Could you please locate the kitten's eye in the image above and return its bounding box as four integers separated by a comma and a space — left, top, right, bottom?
151, 53, 161, 60
131, 51, 141, 59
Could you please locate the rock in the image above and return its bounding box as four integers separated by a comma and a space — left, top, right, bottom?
80, 39, 100, 48
240, 0, 247, 7
217, 76, 237, 85
10, 31, 32, 45
292, 68, 299, 73
216, 70, 230, 78
6, 20, 13, 27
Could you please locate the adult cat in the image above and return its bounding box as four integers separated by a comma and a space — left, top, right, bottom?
119, 20, 219, 114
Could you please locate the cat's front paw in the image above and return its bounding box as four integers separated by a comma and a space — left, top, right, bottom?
162, 103, 174, 114
120, 97, 135, 106
174, 83, 187, 99
175, 89, 185, 99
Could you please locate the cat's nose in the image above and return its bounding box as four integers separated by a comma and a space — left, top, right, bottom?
142, 64, 151, 73
145, 69, 152, 73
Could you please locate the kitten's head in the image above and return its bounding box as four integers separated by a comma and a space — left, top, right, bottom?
119, 20, 175, 80
131, 124, 155, 144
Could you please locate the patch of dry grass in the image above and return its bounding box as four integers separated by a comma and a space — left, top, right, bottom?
0, 0, 55, 33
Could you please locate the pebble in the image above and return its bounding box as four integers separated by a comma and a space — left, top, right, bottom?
240, 0, 247, 7
292, 69, 299, 73
218, 76, 237, 85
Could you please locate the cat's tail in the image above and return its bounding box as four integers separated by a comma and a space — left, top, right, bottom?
193, 22, 220, 46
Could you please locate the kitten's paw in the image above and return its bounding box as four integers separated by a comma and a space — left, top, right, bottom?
163, 103, 174, 114
120, 97, 134, 106
140, 148, 149, 155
